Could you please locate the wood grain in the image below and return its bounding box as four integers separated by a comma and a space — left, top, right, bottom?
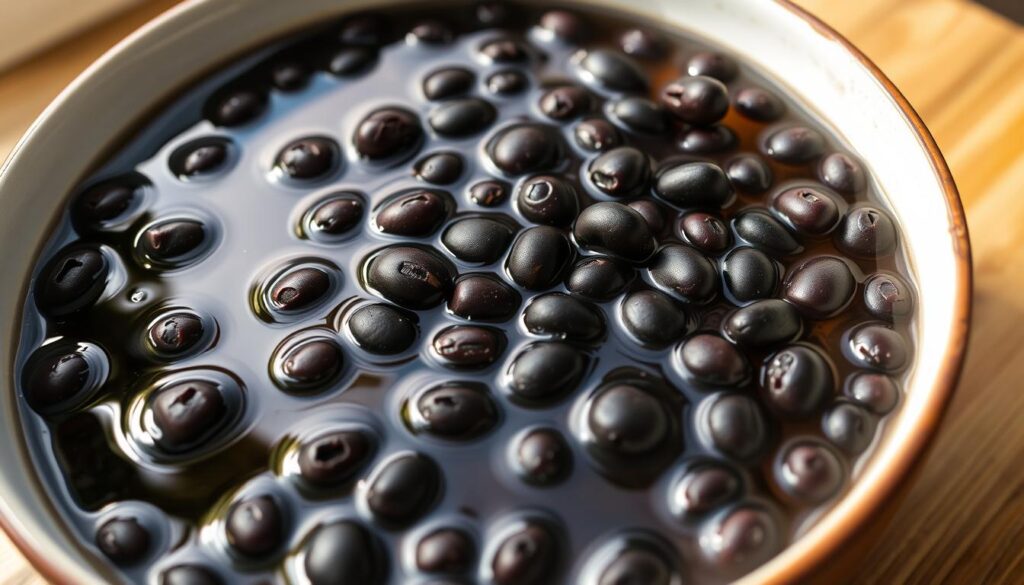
0, 0, 1021, 583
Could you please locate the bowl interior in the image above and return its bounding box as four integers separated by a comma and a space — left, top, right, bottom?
0, 0, 968, 583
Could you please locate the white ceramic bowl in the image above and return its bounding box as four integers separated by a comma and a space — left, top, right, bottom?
0, 1, 971, 583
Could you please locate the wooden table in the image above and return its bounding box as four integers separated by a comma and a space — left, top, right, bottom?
0, 1, 1021, 583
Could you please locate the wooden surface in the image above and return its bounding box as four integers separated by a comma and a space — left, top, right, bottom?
0, 0, 1021, 583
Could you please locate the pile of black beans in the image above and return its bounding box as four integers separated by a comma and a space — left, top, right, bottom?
17, 3, 915, 584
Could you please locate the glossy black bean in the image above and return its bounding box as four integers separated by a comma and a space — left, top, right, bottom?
34, 247, 108, 316
448, 274, 521, 321
508, 342, 587, 403
348, 303, 418, 354
442, 217, 515, 264
620, 290, 688, 348
298, 430, 373, 487
364, 246, 454, 310
429, 99, 497, 137
722, 247, 780, 302
566, 257, 634, 301
761, 345, 834, 419
574, 202, 656, 261
654, 162, 733, 209
505, 227, 573, 290
647, 244, 719, 304
523, 293, 605, 342
516, 175, 579, 226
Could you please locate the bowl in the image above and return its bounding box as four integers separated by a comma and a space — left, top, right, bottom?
0, 0, 971, 583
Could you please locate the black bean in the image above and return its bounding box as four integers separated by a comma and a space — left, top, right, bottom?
327, 47, 377, 76
679, 212, 732, 254
703, 394, 767, 461
574, 118, 621, 152
574, 202, 656, 262
733, 87, 785, 122
863, 272, 914, 320
478, 38, 529, 63
149, 380, 228, 452
364, 452, 440, 525
588, 147, 652, 197
339, 14, 386, 46
365, 246, 454, 310
783, 256, 855, 319
487, 124, 562, 175
413, 383, 498, 439
147, 312, 205, 356
677, 125, 737, 155
578, 49, 648, 92
414, 152, 464, 185
374, 189, 451, 237
761, 345, 834, 418
448, 274, 521, 321
416, 528, 476, 573
432, 325, 506, 369
269, 266, 333, 313
491, 521, 559, 585
505, 226, 573, 290
508, 342, 587, 403
523, 293, 605, 342
686, 52, 738, 82
304, 521, 383, 585
353, 107, 422, 161
274, 137, 339, 180
516, 428, 572, 485
539, 10, 587, 42
298, 429, 373, 487
620, 29, 665, 60
306, 193, 364, 239
225, 495, 285, 557
23, 348, 95, 412
35, 246, 108, 316
621, 290, 688, 348
429, 98, 498, 137
173, 139, 229, 177
835, 206, 897, 258
539, 86, 593, 120
724, 300, 802, 347
654, 161, 733, 209
271, 61, 310, 92
722, 247, 780, 302
647, 244, 719, 304
138, 219, 206, 264
96, 517, 149, 565
487, 70, 529, 95
661, 76, 729, 125
408, 20, 453, 45
670, 463, 741, 517
567, 257, 634, 301
207, 89, 266, 127
442, 217, 515, 264
597, 548, 672, 585
627, 199, 666, 234
777, 441, 843, 503
732, 209, 801, 256
609, 97, 669, 135
72, 176, 145, 227
516, 175, 579, 226
726, 155, 773, 194
763, 126, 826, 165
818, 152, 866, 195
846, 323, 909, 372
678, 334, 749, 386
587, 383, 670, 455
423, 67, 475, 100
701, 507, 780, 569
845, 372, 900, 415
160, 564, 223, 585
276, 338, 344, 391
771, 186, 841, 236
469, 179, 511, 207
822, 401, 876, 455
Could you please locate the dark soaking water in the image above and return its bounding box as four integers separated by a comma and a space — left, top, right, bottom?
15, 3, 916, 584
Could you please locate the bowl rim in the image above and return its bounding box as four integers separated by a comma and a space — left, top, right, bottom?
0, 1, 972, 584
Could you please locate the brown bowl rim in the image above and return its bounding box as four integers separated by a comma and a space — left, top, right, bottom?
0, 1, 972, 584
